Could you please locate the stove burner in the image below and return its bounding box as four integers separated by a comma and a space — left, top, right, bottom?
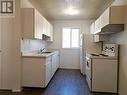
91, 54, 99, 56
91, 53, 108, 57
99, 54, 108, 56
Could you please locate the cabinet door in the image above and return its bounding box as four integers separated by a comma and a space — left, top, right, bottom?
95, 19, 99, 32
42, 18, 51, 37
49, 23, 53, 41
102, 8, 110, 27
98, 16, 102, 30
52, 54, 57, 75
45, 21, 50, 37
90, 22, 95, 34
94, 17, 101, 34
34, 9, 43, 39
22, 58, 45, 87
47, 22, 50, 37
45, 57, 52, 86
52, 52, 59, 73
92, 59, 118, 93
21, 8, 34, 38
56, 53, 60, 69
42, 18, 47, 35
99, 14, 104, 29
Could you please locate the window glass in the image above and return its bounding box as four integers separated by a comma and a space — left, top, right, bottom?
62, 28, 71, 48
62, 28, 79, 48
71, 29, 79, 48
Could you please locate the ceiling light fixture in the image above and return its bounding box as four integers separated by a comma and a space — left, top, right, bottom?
64, 7, 79, 15
64, 0, 79, 15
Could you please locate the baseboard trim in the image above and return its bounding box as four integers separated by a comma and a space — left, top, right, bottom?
59, 67, 80, 70
12, 88, 22, 92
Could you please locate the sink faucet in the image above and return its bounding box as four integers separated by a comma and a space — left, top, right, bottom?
39, 48, 45, 54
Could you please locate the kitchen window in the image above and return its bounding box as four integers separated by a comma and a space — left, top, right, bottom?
62, 27, 79, 48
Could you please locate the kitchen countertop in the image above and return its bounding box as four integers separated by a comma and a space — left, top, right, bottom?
22, 50, 59, 58
86, 53, 117, 60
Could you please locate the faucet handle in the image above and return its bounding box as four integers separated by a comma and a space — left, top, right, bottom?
40, 48, 45, 52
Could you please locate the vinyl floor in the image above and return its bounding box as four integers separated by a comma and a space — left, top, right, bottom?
0, 69, 118, 95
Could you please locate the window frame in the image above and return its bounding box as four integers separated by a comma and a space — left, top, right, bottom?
62, 27, 80, 49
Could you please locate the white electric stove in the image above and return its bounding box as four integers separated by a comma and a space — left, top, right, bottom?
86, 44, 119, 93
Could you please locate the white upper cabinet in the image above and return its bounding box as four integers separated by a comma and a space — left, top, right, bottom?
90, 22, 95, 34
101, 6, 125, 27
42, 17, 53, 40
94, 6, 125, 34
42, 17, 47, 36
34, 9, 44, 39
47, 22, 51, 37
49, 23, 53, 42
21, 8, 43, 39
95, 16, 102, 34
21, 8, 53, 41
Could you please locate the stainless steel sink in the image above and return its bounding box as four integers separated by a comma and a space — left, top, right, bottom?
42, 52, 52, 53
37, 51, 52, 54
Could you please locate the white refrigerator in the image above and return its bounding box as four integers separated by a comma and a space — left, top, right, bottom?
79, 33, 86, 75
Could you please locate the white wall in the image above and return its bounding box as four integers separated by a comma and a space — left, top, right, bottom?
107, 0, 127, 95
0, 0, 21, 91
48, 20, 101, 69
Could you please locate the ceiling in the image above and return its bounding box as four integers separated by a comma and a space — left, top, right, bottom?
29, 0, 114, 21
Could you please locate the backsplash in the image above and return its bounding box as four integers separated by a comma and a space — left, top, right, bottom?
103, 44, 115, 52
103, 44, 118, 56
21, 39, 47, 53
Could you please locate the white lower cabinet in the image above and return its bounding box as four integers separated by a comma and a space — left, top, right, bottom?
51, 52, 59, 76
22, 52, 59, 88
45, 57, 52, 86
22, 57, 45, 87
92, 59, 118, 93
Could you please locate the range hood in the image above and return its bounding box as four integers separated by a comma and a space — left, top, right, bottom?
96, 24, 124, 35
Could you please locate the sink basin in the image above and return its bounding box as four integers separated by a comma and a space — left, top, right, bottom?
42, 52, 52, 53
37, 51, 52, 54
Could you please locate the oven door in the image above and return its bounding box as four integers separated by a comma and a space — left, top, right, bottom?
86, 56, 92, 90
86, 57, 91, 79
